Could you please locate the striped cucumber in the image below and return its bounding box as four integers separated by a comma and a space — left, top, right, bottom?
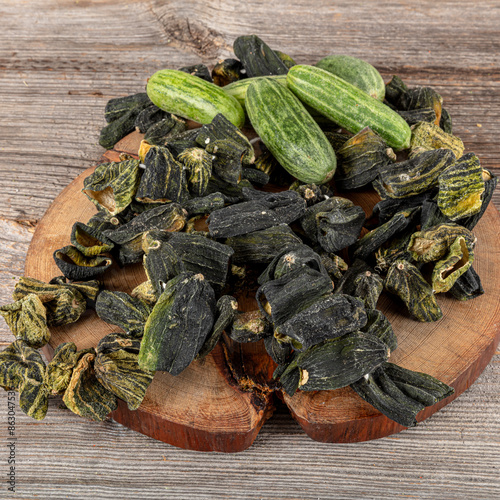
146, 69, 245, 128
223, 75, 287, 109
246, 78, 336, 184
315, 54, 385, 101
287, 65, 411, 150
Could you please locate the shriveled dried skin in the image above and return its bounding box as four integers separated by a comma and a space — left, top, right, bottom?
178, 147, 213, 197
397, 87, 443, 124
0, 294, 50, 348
353, 271, 384, 310
229, 310, 272, 343
351, 362, 453, 427
226, 225, 302, 265
0, 340, 48, 420
138, 273, 216, 375
82, 159, 141, 216
256, 267, 334, 327
197, 295, 238, 359
371, 191, 433, 225
63, 351, 117, 421
45, 342, 78, 395
431, 236, 474, 293
320, 252, 348, 283
300, 197, 354, 243
13, 276, 87, 326
437, 152, 485, 220
264, 335, 293, 365
103, 203, 187, 246
212, 58, 246, 86
360, 309, 397, 353
182, 192, 225, 217
258, 244, 328, 284
335, 127, 395, 190
408, 223, 475, 263
374, 227, 414, 273
409, 121, 464, 158
131, 280, 157, 306
373, 148, 455, 199
397, 107, 437, 126
53, 246, 113, 281
94, 333, 154, 411
136, 146, 189, 204
317, 204, 365, 253
163, 232, 235, 291
449, 265, 484, 301
352, 207, 418, 261
279, 332, 388, 395
142, 231, 185, 298
385, 260, 442, 322
70, 222, 115, 257
275, 294, 368, 352
95, 291, 152, 338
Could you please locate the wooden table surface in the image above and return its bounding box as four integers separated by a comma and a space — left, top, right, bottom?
1, 1, 499, 498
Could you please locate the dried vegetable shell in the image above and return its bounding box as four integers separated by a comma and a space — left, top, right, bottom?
264, 335, 293, 365
70, 221, 115, 257
409, 121, 464, 158
45, 342, 78, 395
274, 294, 368, 352
47, 276, 100, 307
335, 127, 395, 190
374, 226, 414, 273
320, 252, 348, 283
258, 244, 328, 284
437, 152, 485, 220
212, 58, 246, 86
334, 259, 372, 296
371, 191, 434, 225
164, 232, 235, 291
0, 294, 49, 348
82, 160, 142, 216
397, 87, 443, 124
196, 113, 255, 165
142, 231, 185, 298
289, 183, 327, 207
182, 192, 225, 217
408, 223, 475, 263
197, 295, 238, 359
13, 276, 87, 326
351, 366, 424, 427
241, 167, 270, 185
431, 236, 474, 293
131, 280, 157, 306
0, 340, 48, 420
136, 146, 189, 204
360, 309, 397, 353
104, 93, 151, 123
317, 204, 365, 253
352, 207, 419, 261
103, 203, 186, 246
53, 246, 112, 281
138, 273, 216, 375
256, 267, 334, 327
384, 75, 409, 106
145, 115, 187, 145
95, 291, 152, 338
279, 332, 388, 395
177, 147, 212, 197
94, 333, 155, 410
134, 104, 169, 133
62, 351, 117, 421
385, 260, 442, 322
86, 209, 122, 234
449, 265, 484, 301
439, 108, 453, 134
397, 108, 437, 126
300, 197, 355, 244
353, 271, 384, 310
229, 310, 272, 343
373, 148, 456, 199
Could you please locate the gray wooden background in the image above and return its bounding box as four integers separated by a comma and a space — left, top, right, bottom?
0, 1, 499, 499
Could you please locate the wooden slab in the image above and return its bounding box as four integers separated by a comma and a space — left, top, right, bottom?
24, 132, 500, 451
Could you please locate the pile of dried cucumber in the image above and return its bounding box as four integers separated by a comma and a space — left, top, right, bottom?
1, 35, 497, 430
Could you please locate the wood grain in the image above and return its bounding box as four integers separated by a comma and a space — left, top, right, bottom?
0, 0, 499, 497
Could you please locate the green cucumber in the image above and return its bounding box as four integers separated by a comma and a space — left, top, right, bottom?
223, 75, 287, 109
287, 65, 411, 150
246, 78, 336, 184
146, 69, 245, 128
315, 55, 385, 101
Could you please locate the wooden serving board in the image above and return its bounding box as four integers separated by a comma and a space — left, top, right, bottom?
25, 131, 500, 452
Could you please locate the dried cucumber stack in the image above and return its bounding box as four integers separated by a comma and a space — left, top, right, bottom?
2, 34, 496, 435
